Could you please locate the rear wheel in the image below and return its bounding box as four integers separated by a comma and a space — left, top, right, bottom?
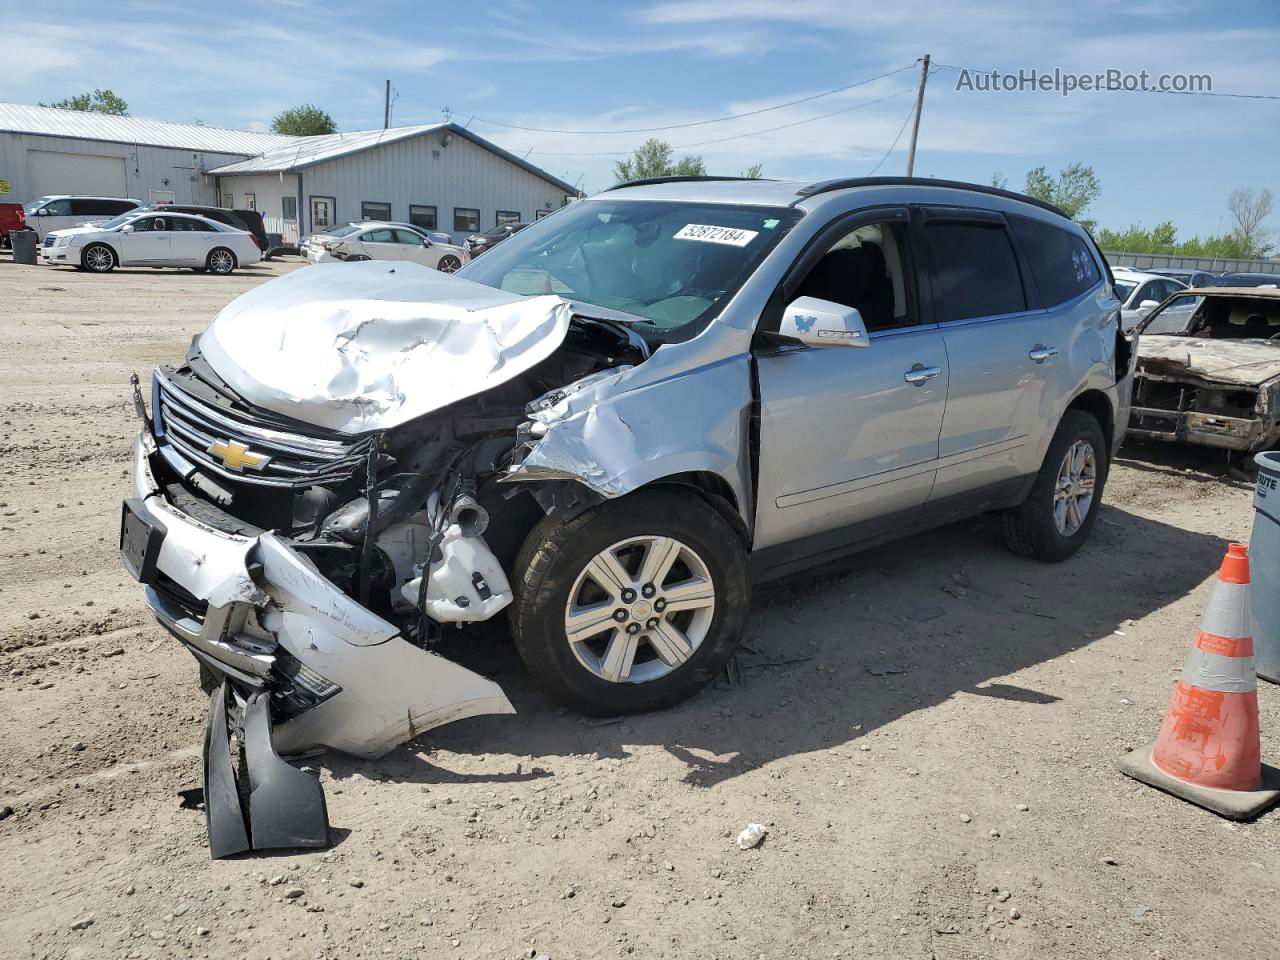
1002, 410, 1107, 561
437, 254, 462, 273
82, 243, 116, 273
510, 488, 749, 715
207, 247, 237, 275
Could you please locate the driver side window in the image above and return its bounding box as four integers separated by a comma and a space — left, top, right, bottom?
791, 221, 913, 331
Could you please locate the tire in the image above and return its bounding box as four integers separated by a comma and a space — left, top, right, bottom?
82, 243, 116, 273
437, 255, 462, 273
510, 488, 750, 715
1002, 410, 1108, 561
207, 247, 237, 275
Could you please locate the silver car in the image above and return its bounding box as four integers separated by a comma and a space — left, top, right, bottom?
122, 176, 1129, 772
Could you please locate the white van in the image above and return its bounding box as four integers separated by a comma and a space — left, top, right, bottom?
23, 196, 143, 241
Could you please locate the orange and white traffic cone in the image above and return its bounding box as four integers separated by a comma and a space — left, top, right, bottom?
1119, 543, 1280, 819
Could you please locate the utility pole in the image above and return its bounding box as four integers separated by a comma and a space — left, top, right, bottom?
384, 80, 391, 129
905, 53, 930, 177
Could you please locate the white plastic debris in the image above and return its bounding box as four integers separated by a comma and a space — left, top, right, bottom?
736, 823, 768, 849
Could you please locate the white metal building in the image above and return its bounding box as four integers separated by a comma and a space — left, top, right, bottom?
208, 123, 578, 243
0, 103, 579, 245
0, 102, 292, 208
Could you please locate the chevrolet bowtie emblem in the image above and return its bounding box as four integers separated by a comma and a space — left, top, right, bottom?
207, 439, 269, 472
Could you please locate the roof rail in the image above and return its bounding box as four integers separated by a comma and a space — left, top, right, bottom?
605, 175, 776, 191
794, 176, 1071, 220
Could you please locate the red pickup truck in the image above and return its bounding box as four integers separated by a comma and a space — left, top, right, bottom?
0, 202, 26, 247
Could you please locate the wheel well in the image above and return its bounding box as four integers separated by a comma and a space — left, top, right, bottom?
650, 472, 748, 541
1065, 389, 1114, 452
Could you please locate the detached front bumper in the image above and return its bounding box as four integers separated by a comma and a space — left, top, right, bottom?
125, 431, 514, 760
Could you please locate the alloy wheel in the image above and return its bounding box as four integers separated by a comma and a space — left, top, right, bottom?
85, 245, 114, 272
563, 535, 715, 684
1054, 439, 1097, 536
438, 255, 461, 273
209, 249, 235, 274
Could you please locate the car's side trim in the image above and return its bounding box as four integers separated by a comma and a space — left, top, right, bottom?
751, 474, 1033, 583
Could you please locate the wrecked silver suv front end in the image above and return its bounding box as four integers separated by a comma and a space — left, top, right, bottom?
121, 262, 654, 854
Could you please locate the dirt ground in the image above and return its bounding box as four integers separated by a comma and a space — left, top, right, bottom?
1, 257, 1277, 960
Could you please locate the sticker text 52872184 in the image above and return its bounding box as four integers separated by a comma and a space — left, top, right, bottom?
673, 224, 760, 247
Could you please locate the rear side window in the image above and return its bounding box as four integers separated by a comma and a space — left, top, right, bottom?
107, 200, 137, 215
1009, 216, 1101, 308
925, 220, 1026, 322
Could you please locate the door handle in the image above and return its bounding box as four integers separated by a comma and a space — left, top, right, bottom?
1028, 345, 1059, 363
903, 364, 941, 385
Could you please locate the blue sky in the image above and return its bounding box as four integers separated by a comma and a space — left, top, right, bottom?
12, 0, 1280, 237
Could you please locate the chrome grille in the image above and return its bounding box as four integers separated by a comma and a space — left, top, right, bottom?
154, 369, 372, 488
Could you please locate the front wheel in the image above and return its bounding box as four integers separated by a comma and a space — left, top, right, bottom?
207, 247, 237, 275
510, 488, 749, 715
437, 254, 462, 273
1002, 409, 1107, 561
82, 243, 116, 273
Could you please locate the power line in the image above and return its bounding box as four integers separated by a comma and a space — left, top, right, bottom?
931, 62, 1280, 101
867, 97, 920, 175
519, 87, 917, 158
393, 62, 919, 136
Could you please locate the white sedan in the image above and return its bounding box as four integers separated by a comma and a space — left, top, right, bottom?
305, 223, 470, 272
42, 211, 262, 274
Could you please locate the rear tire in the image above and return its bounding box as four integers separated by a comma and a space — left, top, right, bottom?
1002, 410, 1107, 561
82, 243, 116, 273
510, 488, 749, 715
207, 247, 237, 275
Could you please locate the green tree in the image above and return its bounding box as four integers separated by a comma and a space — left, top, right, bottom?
990, 171, 1009, 190
615, 139, 706, 182
270, 104, 337, 136
40, 89, 128, 115
741, 163, 764, 179
1022, 163, 1101, 220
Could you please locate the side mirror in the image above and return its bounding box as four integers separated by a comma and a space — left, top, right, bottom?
1138, 299, 1160, 312
778, 296, 870, 348
35, 208, 48, 215
121, 225, 134, 234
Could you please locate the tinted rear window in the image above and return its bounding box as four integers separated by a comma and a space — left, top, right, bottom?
1008, 216, 1101, 308
925, 221, 1026, 322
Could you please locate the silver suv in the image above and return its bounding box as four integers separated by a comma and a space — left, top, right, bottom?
122, 176, 1131, 762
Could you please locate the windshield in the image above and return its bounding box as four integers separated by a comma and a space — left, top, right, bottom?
458, 199, 801, 342
328, 224, 362, 239
1114, 279, 1138, 303
99, 212, 141, 230
24, 198, 53, 215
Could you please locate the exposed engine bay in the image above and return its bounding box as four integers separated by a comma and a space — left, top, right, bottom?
149, 313, 647, 639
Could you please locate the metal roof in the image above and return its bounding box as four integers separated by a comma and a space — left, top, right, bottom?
0, 102, 298, 155
210, 122, 579, 195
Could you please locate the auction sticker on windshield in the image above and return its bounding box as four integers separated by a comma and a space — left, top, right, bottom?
674, 224, 760, 247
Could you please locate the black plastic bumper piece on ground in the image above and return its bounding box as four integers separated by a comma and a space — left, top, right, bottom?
243, 692, 331, 852
203, 681, 251, 859
202, 682, 331, 858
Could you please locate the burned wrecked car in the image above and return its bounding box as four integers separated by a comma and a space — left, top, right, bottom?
121, 176, 1131, 853
1129, 287, 1280, 452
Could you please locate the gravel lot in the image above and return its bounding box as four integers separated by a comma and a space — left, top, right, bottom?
1, 258, 1277, 960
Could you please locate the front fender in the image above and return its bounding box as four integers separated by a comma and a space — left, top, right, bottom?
505, 353, 753, 528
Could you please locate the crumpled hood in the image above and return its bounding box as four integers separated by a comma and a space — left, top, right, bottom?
1138, 335, 1280, 387
199, 260, 573, 434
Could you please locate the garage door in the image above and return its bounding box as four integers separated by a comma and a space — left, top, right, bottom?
29, 151, 127, 199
